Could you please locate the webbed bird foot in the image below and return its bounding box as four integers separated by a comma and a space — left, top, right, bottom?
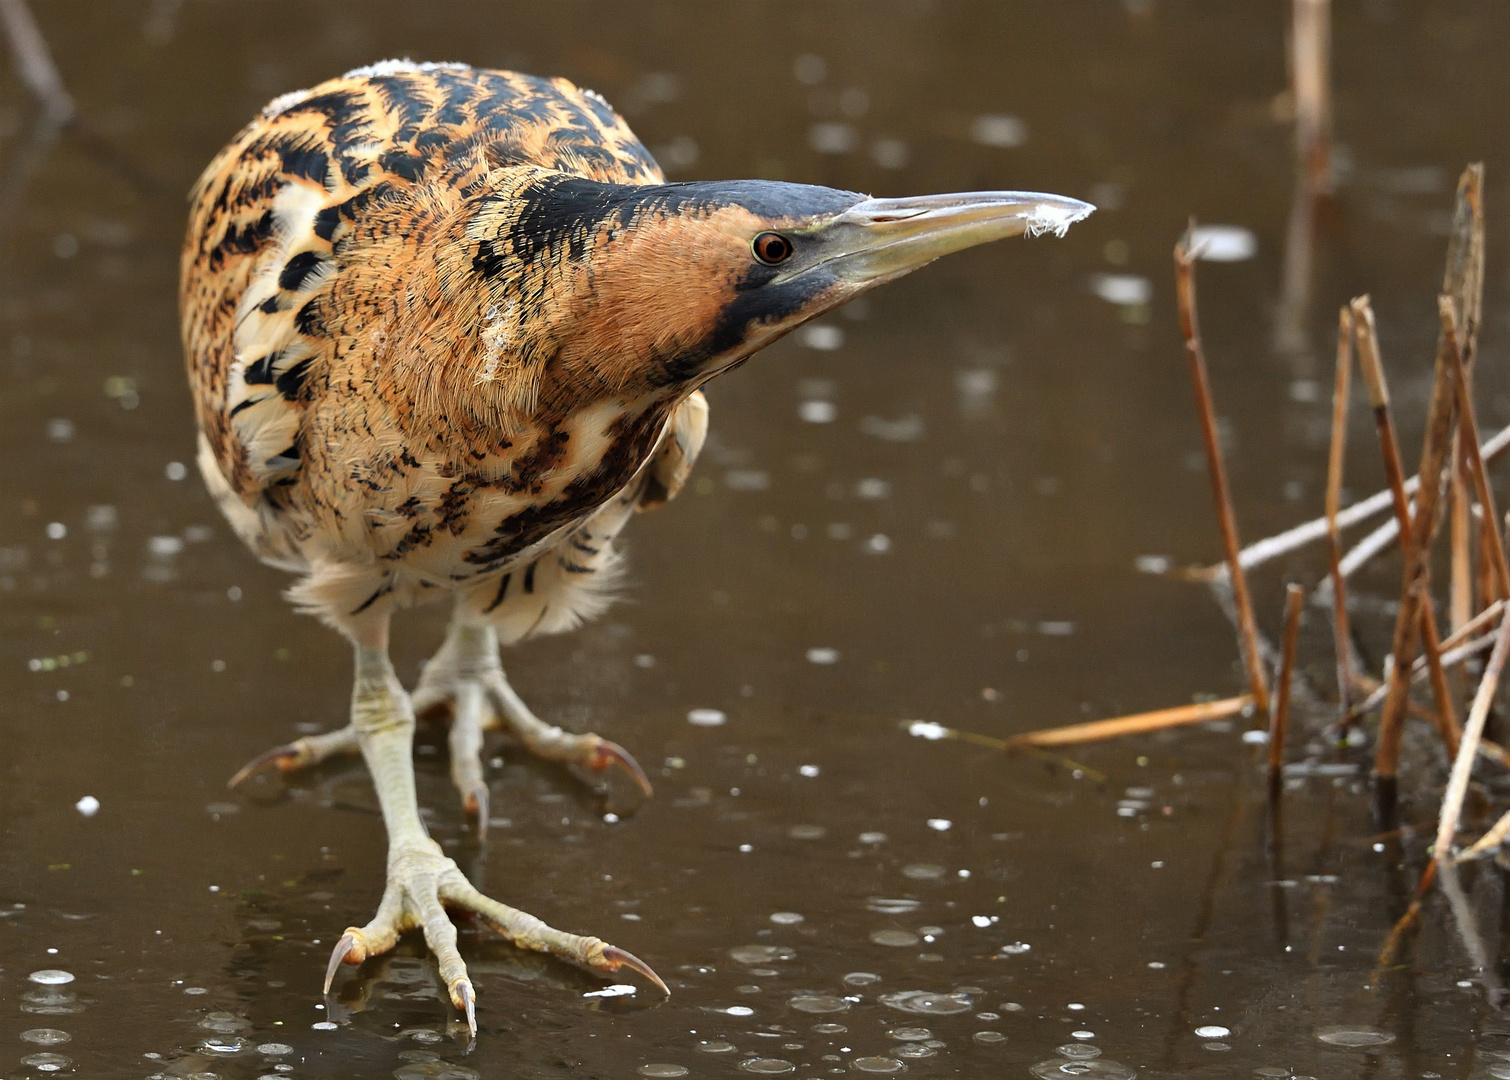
325, 837, 668, 1034
411, 618, 652, 837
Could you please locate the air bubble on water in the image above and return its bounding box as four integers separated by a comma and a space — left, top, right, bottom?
852, 1056, 907, 1073
731, 945, 795, 965
867, 898, 921, 915
1488, 1066, 1510, 1080
698, 1040, 738, 1053
75, 795, 99, 817
184, 986, 208, 995
639, 1066, 689, 1078
1194, 1025, 1229, 1039
392, 1062, 480, 1079
974, 1031, 1007, 1045
789, 994, 850, 1014
28, 971, 74, 986
202, 1036, 250, 1053
312, 1021, 338, 1030
20, 1053, 71, 1072
806, 647, 839, 664
1315, 1027, 1394, 1048
1203, 1042, 1231, 1052
843, 972, 881, 987
907, 721, 949, 741
725, 1006, 756, 1017
1067, 1003, 1086, 1011
199, 1012, 251, 1033
799, 765, 820, 777
165, 461, 188, 481
257, 1043, 294, 1056
1030, 1060, 1137, 1079
1252, 1069, 1289, 1078
770, 912, 805, 926
1000, 942, 1032, 955
799, 400, 838, 423
1002, 1002, 1025, 1012
688, 708, 726, 726
739, 1057, 795, 1074
901, 863, 945, 881
896, 1044, 935, 1059
879, 991, 973, 1015
584, 984, 637, 998
813, 1023, 847, 1034
1058, 1044, 1102, 1060
889, 1027, 932, 1041
871, 929, 920, 947
1071, 1031, 1096, 1040
788, 824, 826, 840
926, 818, 951, 831
21, 1029, 70, 1045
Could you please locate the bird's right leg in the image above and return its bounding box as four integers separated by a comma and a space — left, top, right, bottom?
328, 611, 664, 1032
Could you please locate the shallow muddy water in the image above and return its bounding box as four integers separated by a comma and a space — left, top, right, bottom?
5, 2, 1510, 1077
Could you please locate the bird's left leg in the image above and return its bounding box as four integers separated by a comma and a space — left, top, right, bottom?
329, 610, 664, 1030
410, 606, 651, 837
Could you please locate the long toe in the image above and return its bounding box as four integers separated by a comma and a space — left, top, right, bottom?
447, 681, 493, 837
229, 724, 361, 788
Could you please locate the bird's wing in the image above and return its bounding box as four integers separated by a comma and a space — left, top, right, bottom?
180, 61, 664, 508
638, 391, 710, 511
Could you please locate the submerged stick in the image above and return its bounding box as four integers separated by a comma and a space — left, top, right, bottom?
990, 695, 1253, 749
1324, 307, 1356, 714
1175, 228, 1270, 716
1433, 607, 1510, 861
1269, 584, 1304, 782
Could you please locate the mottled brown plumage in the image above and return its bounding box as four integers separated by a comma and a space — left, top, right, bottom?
180, 59, 1091, 1032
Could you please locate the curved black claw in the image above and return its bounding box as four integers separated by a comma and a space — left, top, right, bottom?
590, 739, 654, 798
228, 743, 302, 789
602, 944, 670, 996
452, 978, 478, 1037
323, 931, 360, 994
468, 785, 491, 842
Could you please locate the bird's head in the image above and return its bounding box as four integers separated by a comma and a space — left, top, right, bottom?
466, 168, 1092, 410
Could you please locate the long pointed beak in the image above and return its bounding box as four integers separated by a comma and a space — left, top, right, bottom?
796, 191, 1094, 286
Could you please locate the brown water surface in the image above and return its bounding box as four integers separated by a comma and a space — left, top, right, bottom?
3, 2, 1510, 1077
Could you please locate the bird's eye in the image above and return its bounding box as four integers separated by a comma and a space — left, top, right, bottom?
752, 232, 793, 265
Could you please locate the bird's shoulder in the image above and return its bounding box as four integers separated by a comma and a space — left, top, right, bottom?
181, 61, 663, 502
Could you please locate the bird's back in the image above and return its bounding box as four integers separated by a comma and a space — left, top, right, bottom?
181, 61, 665, 523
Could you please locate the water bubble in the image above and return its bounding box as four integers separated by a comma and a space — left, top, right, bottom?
879, 991, 973, 1015
895, 1044, 935, 1059
790, 994, 850, 1014
889, 1027, 932, 1041
974, 1031, 1007, 1044
1000, 942, 1032, 955
639, 1067, 689, 1078
739, 1058, 796, 1074
806, 647, 839, 664
312, 1020, 339, 1030
870, 929, 920, 947
202, 1036, 251, 1053
1252, 1069, 1289, 1079
1194, 1025, 1230, 1039
788, 825, 826, 840
1059, 1045, 1103, 1060
1316, 1027, 1394, 1048
200, 1012, 251, 1033
801, 324, 845, 350
393, 1063, 480, 1080
725, 1006, 755, 1017
843, 972, 881, 987
731, 945, 795, 965
688, 707, 726, 726
20, 1053, 71, 1072
256, 1044, 294, 1056
698, 1040, 738, 1053
1488, 1067, 1510, 1080
813, 1023, 847, 1034
20, 1030, 71, 1046
1030, 1060, 1137, 1079
901, 864, 945, 881
970, 114, 1028, 148
853, 1058, 906, 1073
28, 970, 74, 986
867, 898, 921, 915
799, 400, 838, 423
799, 764, 820, 778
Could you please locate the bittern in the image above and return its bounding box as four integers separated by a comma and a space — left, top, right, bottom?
180, 60, 1090, 1033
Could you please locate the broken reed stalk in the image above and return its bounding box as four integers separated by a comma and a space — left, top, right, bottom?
1440, 296, 1510, 599
1175, 228, 1270, 717
1290, 0, 1332, 197
1458, 807, 1510, 861
1351, 297, 1460, 760
1325, 307, 1355, 715
1003, 695, 1253, 749
0, 0, 73, 125
1353, 296, 1460, 786
1269, 584, 1304, 782
1433, 606, 1510, 862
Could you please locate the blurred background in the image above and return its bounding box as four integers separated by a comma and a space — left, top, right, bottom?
1, 2, 1508, 1077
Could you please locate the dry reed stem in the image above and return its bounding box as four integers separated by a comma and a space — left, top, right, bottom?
1291, 0, 1332, 196
1269, 584, 1304, 780
1002, 695, 1254, 749
1353, 296, 1459, 782
1441, 296, 1510, 599
1433, 606, 1510, 861
1440, 598, 1505, 653
1325, 307, 1356, 714
0, 0, 73, 124
1457, 807, 1510, 862
1176, 228, 1270, 716
1372, 859, 1437, 977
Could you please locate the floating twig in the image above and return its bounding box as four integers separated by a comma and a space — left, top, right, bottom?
999, 695, 1253, 749
1269, 584, 1304, 784
1433, 604, 1510, 862
1324, 306, 1355, 715
1176, 227, 1270, 716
